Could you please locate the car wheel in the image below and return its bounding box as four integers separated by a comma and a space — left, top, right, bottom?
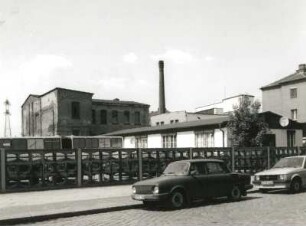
228, 185, 242, 201
290, 178, 301, 194
169, 190, 186, 209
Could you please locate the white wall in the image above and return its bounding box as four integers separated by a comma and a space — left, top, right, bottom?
148, 134, 162, 148
195, 95, 254, 113
150, 111, 187, 126
177, 131, 195, 148
214, 129, 225, 147
123, 136, 136, 148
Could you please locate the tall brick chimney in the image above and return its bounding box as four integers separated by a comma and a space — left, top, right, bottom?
158, 60, 166, 114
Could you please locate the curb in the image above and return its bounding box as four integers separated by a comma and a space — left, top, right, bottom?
0, 204, 143, 225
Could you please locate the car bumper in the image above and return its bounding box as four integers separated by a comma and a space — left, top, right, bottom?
253, 181, 291, 190
131, 193, 170, 202
245, 184, 253, 190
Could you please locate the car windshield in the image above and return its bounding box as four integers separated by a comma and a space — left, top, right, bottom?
163, 162, 190, 176
273, 157, 304, 168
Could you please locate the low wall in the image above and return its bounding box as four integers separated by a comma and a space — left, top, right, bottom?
0, 146, 305, 193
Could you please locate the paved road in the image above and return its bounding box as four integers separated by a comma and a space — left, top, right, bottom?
18, 191, 306, 226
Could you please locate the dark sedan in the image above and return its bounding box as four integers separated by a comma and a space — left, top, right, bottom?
132, 159, 253, 209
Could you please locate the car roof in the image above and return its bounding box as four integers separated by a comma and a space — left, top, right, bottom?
173, 159, 224, 163
285, 155, 306, 158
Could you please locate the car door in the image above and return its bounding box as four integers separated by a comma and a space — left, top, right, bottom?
188, 162, 210, 200
301, 157, 306, 188
204, 162, 232, 197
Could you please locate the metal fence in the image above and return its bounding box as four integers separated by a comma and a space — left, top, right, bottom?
1, 146, 306, 193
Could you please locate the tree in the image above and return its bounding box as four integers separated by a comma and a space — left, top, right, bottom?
227, 97, 268, 147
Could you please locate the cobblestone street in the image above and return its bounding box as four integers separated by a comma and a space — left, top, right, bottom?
21, 191, 306, 226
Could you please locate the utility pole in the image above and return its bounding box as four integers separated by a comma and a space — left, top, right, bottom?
4, 99, 12, 137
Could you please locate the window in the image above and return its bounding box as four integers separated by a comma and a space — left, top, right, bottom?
161, 121, 164, 125
100, 110, 107, 124
291, 109, 297, 121
162, 134, 177, 148
124, 111, 130, 124
71, 102, 80, 119
287, 130, 296, 147
206, 162, 227, 174
136, 136, 148, 148
92, 110, 96, 124
195, 131, 214, 147
135, 111, 141, 125
156, 122, 160, 126
290, 88, 297, 98
170, 120, 174, 124
190, 162, 207, 175
175, 120, 179, 123
112, 110, 119, 124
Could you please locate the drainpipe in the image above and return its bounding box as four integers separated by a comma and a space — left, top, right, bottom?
219, 123, 225, 147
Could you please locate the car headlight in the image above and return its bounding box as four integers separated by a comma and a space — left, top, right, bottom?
254, 175, 260, 181
279, 175, 288, 181
132, 186, 136, 194
153, 186, 159, 194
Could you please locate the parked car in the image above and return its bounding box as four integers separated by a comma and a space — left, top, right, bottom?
131, 159, 253, 209
253, 155, 306, 193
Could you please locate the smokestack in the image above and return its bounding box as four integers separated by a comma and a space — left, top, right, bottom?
158, 60, 166, 114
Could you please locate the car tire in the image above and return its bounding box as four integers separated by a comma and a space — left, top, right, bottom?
169, 190, 186, 209
228, 185, 242, 201
290, 178, 301, 194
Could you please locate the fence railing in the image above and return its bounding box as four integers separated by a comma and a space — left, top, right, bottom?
1, 146, 306, 193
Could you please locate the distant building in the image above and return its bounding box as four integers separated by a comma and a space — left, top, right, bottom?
21, 88, 150, 136
106, 112, 304, 148
195, 94, 255, 115
151, 111, 226, 126
261, 64, 306, 141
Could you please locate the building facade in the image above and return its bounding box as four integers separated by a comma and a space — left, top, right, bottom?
261, 64, 306, 140
107, 112, 303, 148
150, 111, 224, 127
22, 88, 150, 136
195, 94, 255, 114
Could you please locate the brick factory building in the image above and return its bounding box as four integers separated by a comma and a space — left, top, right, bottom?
21, 87, 150, 136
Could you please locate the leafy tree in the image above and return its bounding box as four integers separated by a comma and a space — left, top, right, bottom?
227, 97, 268, 147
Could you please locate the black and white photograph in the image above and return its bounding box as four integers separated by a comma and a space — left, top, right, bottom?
0, 0, 306, 225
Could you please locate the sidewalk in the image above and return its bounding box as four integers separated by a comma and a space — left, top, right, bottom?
0, 185, 141, 225
0, 184, 258, 225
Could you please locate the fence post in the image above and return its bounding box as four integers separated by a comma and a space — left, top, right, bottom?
1, 149, 6, 192
267, 146, 270, 169
189, 148, 193, 159
231, 146, 235, 172
77, 148, 82, 187
138, 148, 142, 181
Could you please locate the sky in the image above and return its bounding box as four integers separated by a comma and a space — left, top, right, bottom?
0, 0, 306, 137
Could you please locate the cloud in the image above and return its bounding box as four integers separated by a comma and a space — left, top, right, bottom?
122, 52, 138, 64
151, 49, 194, 64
